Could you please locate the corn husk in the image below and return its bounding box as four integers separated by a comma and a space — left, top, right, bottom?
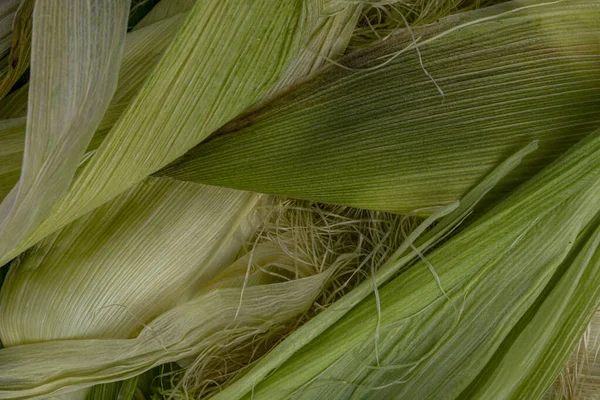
0, 12, 186, 203
0, 0, 35, 99
85, 377, 138, 400
464, 214, 600, 398
208, 127, 600, 399
0, 0, 18, 63
0, 117, 24, 201
0, 0, 362, 198
0, 83, 27, 119
0, 178, 263, 400
259, 0, 363, 102
0, 0, 130, 261
0, 2, 366, 398
159, 0, 600, 214
0, 109, 538, 400
0, 0, 305, 267
545, 308, 600, 399
133, 0, 194, 29
2, 1, 599, 398
0, 178, 260, 344
209, 140, 539, 399
0, 267, 329, 399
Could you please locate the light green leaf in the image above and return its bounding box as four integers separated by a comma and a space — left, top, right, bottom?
0, 0, 33, 99
0, 83, 28, 119
85, 376, 138, 400
0, 12, 186, 202
465, 217, 600, 399
0, 270, 329, 399
0, 0, 305, 267
0, 118, 24, 201
0, 0, 130, 260
259, 0, 363, 102
0, 178, 260, 344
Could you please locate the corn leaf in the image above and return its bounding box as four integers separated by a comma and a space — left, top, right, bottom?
0, 0, 19, 62
0, 83, 27, 119
0, 12, 186, 204
214, 127, 600, 399
85, 377, 137, 400
0, 178, 260, 344
259, 1, 363, 102
0, 118, 24, 201
544, 307, 600, 399
464, 217, 600, 399
0, 0, 33, 99
134, 0, 194, 29
0, 270, 329, 399
0, 1, 362, 207
0, 0, 130, 261
211, 140, 539, 399
0, 0, 305, 267
89, 13, 186, 150
159, 0, 600, 213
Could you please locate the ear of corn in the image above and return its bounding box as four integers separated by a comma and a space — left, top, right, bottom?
159, 0, 600, 214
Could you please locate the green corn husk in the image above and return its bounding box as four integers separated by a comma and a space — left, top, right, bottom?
133, 0, 194, 29
0, 177, 266, 400
0, 0, 18, 64
0, 2, 371, 399
0, 0, 305, 267
208, 127, 600, 399
463, 214, 600, 398
0, 266, 330, 399
2, 0, 600, 398
0, 0, 33, 98
0, 114, 538, 399
545, 308, 600, 399
85, 377, 138, 400
0, 83, 27, 119
259, 0, 363, 102
159, 0, 600, 214
0, 12, 186, 202
0, 0, 130, 263
0, 179, 260, 344
0, 118, 24, 202
0, 0, 363, 205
